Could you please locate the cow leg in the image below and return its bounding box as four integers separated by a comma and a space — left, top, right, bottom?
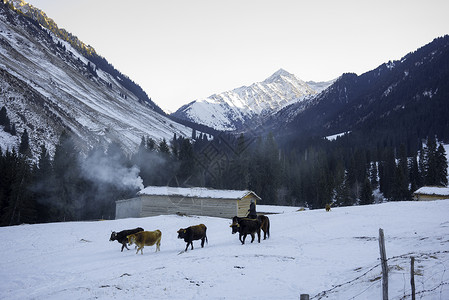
137, 246, 143, 255
185, 242, 190, 252
241, 234, 247, 245
156, 238, 161, 252
121, 242, 129, 251
190, 242, 194, 250
250, 233, 255, 243
201, 237, 205, 248
257, 229, 261, 243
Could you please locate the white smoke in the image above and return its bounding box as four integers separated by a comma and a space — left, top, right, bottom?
80, 149, 144, 190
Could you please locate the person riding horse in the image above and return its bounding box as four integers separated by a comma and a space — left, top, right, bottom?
247, 199, 257, 219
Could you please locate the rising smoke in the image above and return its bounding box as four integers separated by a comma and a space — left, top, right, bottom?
80, 148, 144, 191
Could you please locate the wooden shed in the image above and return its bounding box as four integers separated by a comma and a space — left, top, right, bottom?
115, 186, 261, 219
413, 186, 449, 201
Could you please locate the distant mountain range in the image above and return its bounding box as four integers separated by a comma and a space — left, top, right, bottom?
174, 34, 449, 151
1, 0, 448, 163
172, 69, 334, 131
0, 1, 191, 158
270, 35, 449, 148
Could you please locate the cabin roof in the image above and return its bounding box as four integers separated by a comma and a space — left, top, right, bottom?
138, 186, 261, 200
413, 186, 449, 196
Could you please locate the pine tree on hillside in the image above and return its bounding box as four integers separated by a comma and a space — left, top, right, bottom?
436, 143, 448, 186
423, 136, 439, 186
370, 162, 378, 189
360, 177, 374, 205
392, 144, 411, 201
409, 156, 422, 193
158, 139, 170, 156
32, 144, 55, 223
379, 147, 396, 199
18, 129, 31, 157
334, 175, 353, 207
52, 131, 81, 221
0, 150, 36, 226
176, 138, 197, 186
0, 106, 7, 125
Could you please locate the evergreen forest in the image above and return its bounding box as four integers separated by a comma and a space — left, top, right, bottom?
1, 110, 447, 226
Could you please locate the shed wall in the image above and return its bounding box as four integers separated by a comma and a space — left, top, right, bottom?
115, 197, 141, 219
140, 195, 238, 218
237, 194, 257, 217
414, 194, 449, 201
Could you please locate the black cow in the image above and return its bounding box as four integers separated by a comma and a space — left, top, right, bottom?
109, 227, 144, 252
177, 224, 208, 252
230, 216, 261, 245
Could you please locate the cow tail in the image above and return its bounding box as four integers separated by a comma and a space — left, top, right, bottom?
206, 235, 208, 244
267, 218, 270, 238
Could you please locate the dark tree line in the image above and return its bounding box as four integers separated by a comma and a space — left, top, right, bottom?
0, 125, 447, 226
0, 131, 139, 225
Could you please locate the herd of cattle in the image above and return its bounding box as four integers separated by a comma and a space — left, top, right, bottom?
109, 215, 271, 254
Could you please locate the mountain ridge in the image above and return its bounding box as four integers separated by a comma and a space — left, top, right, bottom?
270, 35, 449, 149
0, 2, 192, 159
172, 68, 334, 131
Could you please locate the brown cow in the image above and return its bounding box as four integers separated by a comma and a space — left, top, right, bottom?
127, 230, 161, 255
257, 215, 270, 240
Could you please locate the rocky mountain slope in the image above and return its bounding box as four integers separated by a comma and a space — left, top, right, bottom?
270, 35, 449, 146
0, 2, 191, 159
172, 69, 333, 131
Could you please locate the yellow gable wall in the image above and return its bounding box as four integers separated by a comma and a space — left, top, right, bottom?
414, 194, 449, 201
237, 194, 258, 217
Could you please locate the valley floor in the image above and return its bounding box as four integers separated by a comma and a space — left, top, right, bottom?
0, 201, 448, 299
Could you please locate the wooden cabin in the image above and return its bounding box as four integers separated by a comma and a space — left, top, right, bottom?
115, 186, 261, 219
413, 186, 449, 201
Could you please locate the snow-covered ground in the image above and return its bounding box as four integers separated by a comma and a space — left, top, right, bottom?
1, 200, 448, 299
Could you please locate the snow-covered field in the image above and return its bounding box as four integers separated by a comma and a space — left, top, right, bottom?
1, 201, 448, 300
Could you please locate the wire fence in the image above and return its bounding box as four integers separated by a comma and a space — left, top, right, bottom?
310, 250, 449, 300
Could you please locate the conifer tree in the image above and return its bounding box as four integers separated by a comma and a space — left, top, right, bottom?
32, 144, 55, 222
0, 149, 36, 225
409, 156, 422, 193
379, 147, 396, 199
423, 136, 441, 186
335, 176, 353, 207
19, 129, 31, 157
158, 138, 170, 156
369, 162, 378, 189
360, 177, 374, 205
52, 131, 81, 221
392, 144, 411, 201
0, 106, 7, 125
436, 143, 448, 186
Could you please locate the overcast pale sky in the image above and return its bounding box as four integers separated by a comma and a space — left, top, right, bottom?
25, 0, 449, 112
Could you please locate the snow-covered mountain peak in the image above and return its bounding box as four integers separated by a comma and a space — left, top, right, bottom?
172, 69, 333, 131
264, 68, 295, 83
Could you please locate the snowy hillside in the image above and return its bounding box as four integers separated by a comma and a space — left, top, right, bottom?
0, 4, 192, 158
172, 69, 333, 131
1, 200, 448, 299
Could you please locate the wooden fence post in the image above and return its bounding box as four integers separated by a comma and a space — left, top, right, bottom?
379, 228, 388, 300
411, 256, 416, 300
